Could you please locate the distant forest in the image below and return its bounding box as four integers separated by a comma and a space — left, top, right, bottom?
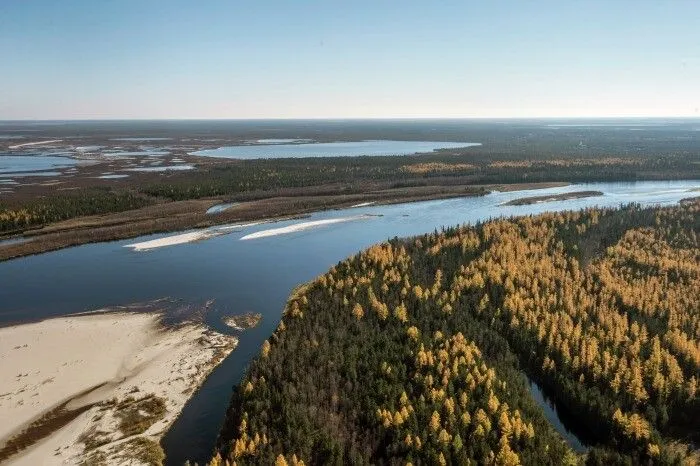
2, 147, 699, 235
140, 151, 698, 201
214, 200, 699, 465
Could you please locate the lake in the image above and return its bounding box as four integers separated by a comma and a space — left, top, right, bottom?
0, 154, 77, 175
190, 140, 480, 159
0, 179, 697, 464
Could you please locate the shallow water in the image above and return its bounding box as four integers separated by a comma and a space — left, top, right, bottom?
191, 140, 480, 159
0, 171, 62, 177
96, 174, 130, 179
125, 165, 194, 172
0, 154, 76, 174
254, 138, 310, 144
110, 137, 173, 142
0, 180, 697, 464
103, 150, 170, 157
206, 203, 239, 214
0, 237, 30, 248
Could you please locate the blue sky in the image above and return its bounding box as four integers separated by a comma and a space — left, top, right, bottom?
1, 0, 699, 119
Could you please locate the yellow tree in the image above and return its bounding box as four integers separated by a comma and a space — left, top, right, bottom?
430, 410, 441, 432
352, 303, 364, 320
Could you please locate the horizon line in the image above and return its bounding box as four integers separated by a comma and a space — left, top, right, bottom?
2, 115, 700, 122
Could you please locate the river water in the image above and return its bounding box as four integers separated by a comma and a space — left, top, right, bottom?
0, 180, 697, 464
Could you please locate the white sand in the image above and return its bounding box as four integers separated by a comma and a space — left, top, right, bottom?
125, 221, 271, 251
8, 140, 63, 149
0, 312, 237, 465
350, 201, 375, 208
215, 221, 264, 232
240, 216, 370, 240
125, 230, 225, 251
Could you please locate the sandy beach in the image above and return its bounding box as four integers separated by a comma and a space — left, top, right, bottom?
0, 311, 237, 465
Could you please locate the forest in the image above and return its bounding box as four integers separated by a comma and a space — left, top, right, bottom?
0, 188, 151, 235
2, 148, 698, 235
140, 151, 698, 201
213, 200, 699, 465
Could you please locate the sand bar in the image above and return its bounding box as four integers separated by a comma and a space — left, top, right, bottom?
0, 311, 237, 465
125, 230, 226, 251
501, 190, 603, 206
350, 201, 375, 208
8, 140, 63, 149
125, 221, 267, 251
240, 216, 370, 240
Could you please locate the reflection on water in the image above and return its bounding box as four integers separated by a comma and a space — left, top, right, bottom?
0, 180, 697, 464
528, 381, 591, 452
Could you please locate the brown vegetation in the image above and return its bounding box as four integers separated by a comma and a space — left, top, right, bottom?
115, 395, 167, 437
400, 162, 476, 174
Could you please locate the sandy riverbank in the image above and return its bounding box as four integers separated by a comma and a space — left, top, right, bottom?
0, 311, 237, 465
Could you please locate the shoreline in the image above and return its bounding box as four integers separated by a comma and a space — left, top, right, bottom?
0, 311, 237, 465
0, 181, 568, 262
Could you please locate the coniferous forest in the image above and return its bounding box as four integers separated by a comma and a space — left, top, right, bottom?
214, 200, 699, 465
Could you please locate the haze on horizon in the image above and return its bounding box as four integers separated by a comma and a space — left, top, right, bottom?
1, 0, 699, 120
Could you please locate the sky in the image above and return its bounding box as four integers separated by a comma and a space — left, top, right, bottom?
1, 0, 699, 120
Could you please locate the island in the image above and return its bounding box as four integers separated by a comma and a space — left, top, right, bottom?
224, 313, 263, 331
502, 190, 603, 206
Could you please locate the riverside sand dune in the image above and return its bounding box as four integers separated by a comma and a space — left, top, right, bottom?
0, 311, 237, 465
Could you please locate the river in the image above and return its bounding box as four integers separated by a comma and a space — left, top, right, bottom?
0, 179, 697, 464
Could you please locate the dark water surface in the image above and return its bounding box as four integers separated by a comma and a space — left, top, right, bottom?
0, 180, 697, 464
